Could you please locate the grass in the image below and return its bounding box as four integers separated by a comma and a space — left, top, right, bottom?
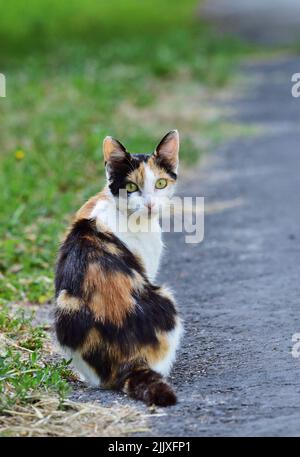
0, 305, 71, 412
0, 26, 254, 304
0, 0, 259, 433
0, 0, 196, 53
0, 305, 149, 436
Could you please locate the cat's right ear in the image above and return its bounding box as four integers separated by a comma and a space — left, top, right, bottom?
103, 136, 127, 164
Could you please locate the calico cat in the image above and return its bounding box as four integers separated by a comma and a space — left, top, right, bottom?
54, 130, 183, 406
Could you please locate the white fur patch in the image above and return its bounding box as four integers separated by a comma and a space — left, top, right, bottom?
91, 191, 165, 282
118, 222, 163, 282
60, 345, 100, 387
150, 318, 184, 377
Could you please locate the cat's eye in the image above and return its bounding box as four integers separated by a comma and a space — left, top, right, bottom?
125, 182, 138, 193
155, 178, 168, 189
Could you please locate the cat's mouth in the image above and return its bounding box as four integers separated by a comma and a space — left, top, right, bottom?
127, 205, 159, 218
146, 203, 156, 217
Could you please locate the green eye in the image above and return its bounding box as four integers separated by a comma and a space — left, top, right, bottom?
155, 178, 168, 189
125, 182, 138, 193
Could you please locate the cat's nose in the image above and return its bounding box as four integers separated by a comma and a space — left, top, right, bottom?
145, 202, 154, 213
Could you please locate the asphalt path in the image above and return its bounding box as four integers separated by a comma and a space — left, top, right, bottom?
46, 57, 300, 436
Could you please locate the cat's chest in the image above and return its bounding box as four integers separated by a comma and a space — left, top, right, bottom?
117, 229, 163, 282
91, 201, 163, 282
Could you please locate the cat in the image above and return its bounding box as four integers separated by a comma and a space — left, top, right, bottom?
54, 130, 183, 406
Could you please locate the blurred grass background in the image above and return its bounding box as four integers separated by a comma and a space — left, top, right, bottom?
0, 0, 255, 304
1, 0, 197, 52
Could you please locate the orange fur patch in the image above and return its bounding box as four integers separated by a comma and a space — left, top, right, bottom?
132, 270, 146, 292
148, 156, 176, 183
56, 290, 81, 312
104, 242, 122, 256
81, 328, 102, 354
140, 331, 170, 366
127, 163, 146, 189
127, 159, 176, 188
84, 263, 135, 326
75, 189, 109, 222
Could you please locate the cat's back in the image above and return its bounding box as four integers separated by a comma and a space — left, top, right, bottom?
55, 215, 145, 303
54, 207, 177, 355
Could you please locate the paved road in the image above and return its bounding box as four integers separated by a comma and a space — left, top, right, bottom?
200, 0, 300, 45
55, 57, 300, 436
146, 56, 300, 436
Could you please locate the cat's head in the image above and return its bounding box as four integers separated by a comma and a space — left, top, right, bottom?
103, 130, 179, 218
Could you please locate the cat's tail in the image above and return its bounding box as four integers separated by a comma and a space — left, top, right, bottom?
118, 364, 177, 407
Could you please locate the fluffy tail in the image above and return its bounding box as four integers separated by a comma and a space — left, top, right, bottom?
120, 365, 177, 407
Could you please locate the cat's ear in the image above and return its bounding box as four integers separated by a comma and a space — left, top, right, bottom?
103, 136, 127, 163
153, 130, 179, 172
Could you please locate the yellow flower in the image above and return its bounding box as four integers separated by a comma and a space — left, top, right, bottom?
38, 295, 48, 304
15, 149, 25, 160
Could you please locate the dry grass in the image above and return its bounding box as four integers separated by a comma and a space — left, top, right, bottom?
0, 395, 149, 437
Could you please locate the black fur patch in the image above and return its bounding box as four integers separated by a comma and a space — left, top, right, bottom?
82, 342, 113, 383
55, 218, 145, 300
108, 153, 147, 196
55, 306, 94, 349
154, 155, 177, 180
121, 366, 177, 406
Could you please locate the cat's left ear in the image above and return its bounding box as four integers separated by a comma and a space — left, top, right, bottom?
153, 130, 179, 172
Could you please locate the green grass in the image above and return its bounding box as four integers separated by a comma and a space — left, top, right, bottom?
0, 1, 256, 306
0, 0, 196, 54
0, 306, 71, 412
